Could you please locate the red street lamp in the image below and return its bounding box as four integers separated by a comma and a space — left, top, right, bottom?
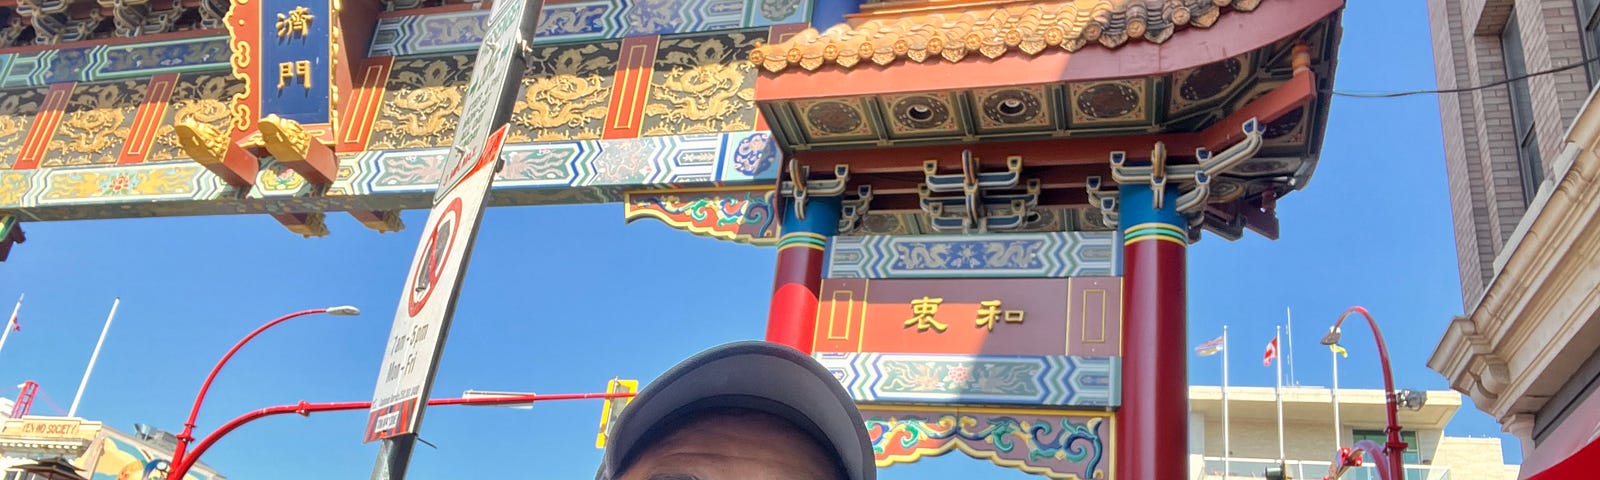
169, 306, 361, 475
1320, 306, 1410, 480
165, 391, 636, 478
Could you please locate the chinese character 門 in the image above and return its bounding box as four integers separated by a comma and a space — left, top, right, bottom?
904, 297, 947, 332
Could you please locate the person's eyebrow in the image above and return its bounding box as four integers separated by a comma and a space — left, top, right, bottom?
646, 475, 701, 480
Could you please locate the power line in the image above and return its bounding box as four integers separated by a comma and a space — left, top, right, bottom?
1327, 55, 1600, 99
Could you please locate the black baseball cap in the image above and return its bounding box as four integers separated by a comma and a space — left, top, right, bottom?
596, 341, 875, 480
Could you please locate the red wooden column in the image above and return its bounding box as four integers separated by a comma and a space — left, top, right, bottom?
1117, 184, 1188, 479
765, 195, 841, 353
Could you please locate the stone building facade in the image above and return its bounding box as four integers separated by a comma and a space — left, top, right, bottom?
1427, 0, 1600, 477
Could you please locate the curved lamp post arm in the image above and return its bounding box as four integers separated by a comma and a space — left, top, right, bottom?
172, 306, 359, 470
168, 392, 635, 478
1329, 306, 1406, 480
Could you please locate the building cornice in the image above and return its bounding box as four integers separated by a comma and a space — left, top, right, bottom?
1430, 86, 1600, 428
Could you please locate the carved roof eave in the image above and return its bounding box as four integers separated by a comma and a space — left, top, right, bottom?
1429, 89, 1600, 426
754, 0, 1345, 101
752, 0, 1274, 74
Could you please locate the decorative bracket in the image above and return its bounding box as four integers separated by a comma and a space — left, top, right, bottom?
175, 119, 259, 189
258, 115, 339, 185
1097, 117, 1266, 233
920, 153, 1034, 233
273, 212, 330, 238
623, 187, 781, 245
781, 158, 850, 221
0, 215, 26, 262
349, 210, 404, 233
838, 185, 874, 233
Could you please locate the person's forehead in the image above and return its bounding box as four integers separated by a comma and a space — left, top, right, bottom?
622, 409, 844, 480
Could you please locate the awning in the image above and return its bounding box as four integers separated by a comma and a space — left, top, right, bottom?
1525, 435, 1600, 480
1520, 388, 1600, 479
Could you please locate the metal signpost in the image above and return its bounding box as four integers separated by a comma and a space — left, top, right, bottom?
366, 0, 542, 478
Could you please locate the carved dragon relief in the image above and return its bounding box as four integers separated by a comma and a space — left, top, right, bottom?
510, 42, 619, 142
641, 32, 764, 136
0, 89, 44, 168
368, 56, 473, 150
44, 81, 143, 167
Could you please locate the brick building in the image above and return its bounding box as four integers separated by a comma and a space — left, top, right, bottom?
1185, 386, 1516, 479
1427, 0, 1600, 477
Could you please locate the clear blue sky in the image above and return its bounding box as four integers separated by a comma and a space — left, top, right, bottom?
0, 0, 1516, 478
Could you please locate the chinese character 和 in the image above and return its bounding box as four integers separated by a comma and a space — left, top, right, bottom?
975, 300, 1024, 331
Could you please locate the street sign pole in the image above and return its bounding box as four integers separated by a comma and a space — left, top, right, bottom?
365, 0, 542, 478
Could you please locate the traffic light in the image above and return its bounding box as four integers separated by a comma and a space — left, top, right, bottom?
1266, 462, 1289, 480
595, 378, 638, 449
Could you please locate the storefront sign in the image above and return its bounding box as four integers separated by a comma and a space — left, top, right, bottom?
811, 277, 1122, 357
0, 418, 94, 439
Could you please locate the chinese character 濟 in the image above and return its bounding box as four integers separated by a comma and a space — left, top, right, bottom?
904, 297, 947, 332
276, 7, 316, 39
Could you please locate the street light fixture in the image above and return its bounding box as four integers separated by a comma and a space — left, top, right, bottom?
326, 305, 361, 316
1396, 389, 1427, 411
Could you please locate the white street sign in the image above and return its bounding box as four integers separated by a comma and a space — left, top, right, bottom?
434, 0, 543, 203
365, 126, 509, 443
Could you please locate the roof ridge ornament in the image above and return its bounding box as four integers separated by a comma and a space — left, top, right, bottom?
749, 0, 1268, 73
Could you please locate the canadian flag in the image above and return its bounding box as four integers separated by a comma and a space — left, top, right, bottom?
1263, 337, 1279, 367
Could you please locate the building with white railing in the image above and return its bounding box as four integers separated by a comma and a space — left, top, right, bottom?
1186, 386, 1519, 479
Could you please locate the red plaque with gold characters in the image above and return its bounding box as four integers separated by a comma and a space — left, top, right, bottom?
811, 277, 1122, 357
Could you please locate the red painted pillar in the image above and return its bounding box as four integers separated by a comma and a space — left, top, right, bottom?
766, 195, 841, 353
1117, 185, 1188, 479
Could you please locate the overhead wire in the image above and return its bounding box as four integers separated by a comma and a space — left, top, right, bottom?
1327, 55, 1600, 99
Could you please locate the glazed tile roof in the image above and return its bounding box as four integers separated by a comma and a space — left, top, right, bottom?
751, 0, 1264, 72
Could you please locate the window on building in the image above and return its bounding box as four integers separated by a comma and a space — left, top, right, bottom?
1352, 429, 1421, 464
1578, 0, 1600, 86
1502, 12, 1545, 205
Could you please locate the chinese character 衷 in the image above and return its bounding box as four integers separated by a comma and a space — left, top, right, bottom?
276, 7, 316, 39
904, 296, 947, 332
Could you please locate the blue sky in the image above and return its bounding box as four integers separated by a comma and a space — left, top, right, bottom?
0, 0, 1517, 478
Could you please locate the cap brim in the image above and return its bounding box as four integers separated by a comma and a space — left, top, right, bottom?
599, 341, 874, 480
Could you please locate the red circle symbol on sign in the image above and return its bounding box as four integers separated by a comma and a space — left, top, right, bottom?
407, 197, 464, 317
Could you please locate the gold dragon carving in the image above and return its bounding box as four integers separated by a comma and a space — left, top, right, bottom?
152, 75, 245, 162
174, 119, 230, 165
510, 42, 619, 143
0, 88, 44, 168
257, 114, 312, 162
642, 33, 762, 136
44, 81, 144, 167
367, 56, 474, 150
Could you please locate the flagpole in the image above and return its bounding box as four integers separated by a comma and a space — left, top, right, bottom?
1222, 325, 1231, 479
1332, 339, 1342, 450
0, 294, 20, 366
1286, 307, 1297, 386
1275, 325, 1285, 465
69, 297, 119, 417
